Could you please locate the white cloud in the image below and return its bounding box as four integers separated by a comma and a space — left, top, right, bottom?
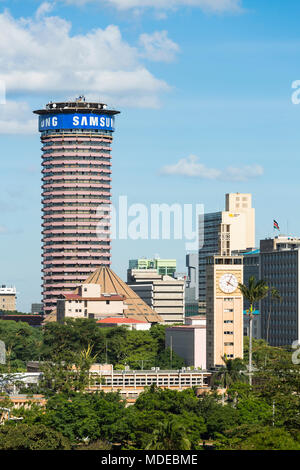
0, 10, 170, 110
0, 101, 36, 134
139, 30, 180, 62
161, 155, 220, 179
160, 154, 264, 181
36, 2, 55, 19
62, 0, 243, 13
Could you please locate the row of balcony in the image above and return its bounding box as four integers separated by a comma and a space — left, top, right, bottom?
42, 159, 111, 167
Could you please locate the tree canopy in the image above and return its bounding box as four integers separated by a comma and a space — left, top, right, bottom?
1, 318, 300, 450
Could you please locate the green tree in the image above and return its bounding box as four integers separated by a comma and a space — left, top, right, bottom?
243, 337, 289, 369
40, 391, 126, 445
0, 423, 71, 450
235, 396, 273, 426
127, 386, 206, 448
196, 393, 239, 439
103, 327, 129, 365
149, 324, 168, 352
117, 406, 167, 450
211, 356, 247, 389
155, 347, 185, 370
135, 386, 199, 415
202, 404, 239, 439
215, 425, 300, 450
77, 439, 112, 450
119, 329, 158, 369
145, 418, 192, 450
239, 427, 300, 450
0, 320, 42, 370
253, 355, 300, 429
38, 346, 96, 398
238, 276, 269, 386
41, 318, 106, 360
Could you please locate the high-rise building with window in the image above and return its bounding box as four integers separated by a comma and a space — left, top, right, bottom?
128, 258, 176, 277
198, 193, 255, 313
232, 248, 261, 338
260, 235, 300, 346
206, 255, 244, 369
34, 98, 120, 316
127, 269, 185, 324
185, 253, 199, 316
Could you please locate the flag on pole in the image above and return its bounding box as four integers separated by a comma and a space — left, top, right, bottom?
273, 220, 280, 230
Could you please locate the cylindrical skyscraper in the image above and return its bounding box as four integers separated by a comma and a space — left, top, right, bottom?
34, 98, 120, 316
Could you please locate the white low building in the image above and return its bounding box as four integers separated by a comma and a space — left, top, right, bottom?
57, 283, 128, 322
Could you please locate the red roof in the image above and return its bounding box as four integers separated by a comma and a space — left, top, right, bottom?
96, 317, 147, 324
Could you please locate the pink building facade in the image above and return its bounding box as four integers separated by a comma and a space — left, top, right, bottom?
34, 99, 120, 315
165, 324, 207, 370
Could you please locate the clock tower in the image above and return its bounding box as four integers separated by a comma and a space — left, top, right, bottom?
206, 255, 244, 369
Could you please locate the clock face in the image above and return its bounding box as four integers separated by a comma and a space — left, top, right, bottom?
219, 273, 238, 293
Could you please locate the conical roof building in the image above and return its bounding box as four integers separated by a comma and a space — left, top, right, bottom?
83, 267, 162, 323
44, 266, 162, 323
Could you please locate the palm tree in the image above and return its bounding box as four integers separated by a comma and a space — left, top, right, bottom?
145, 418, 191, 450
212, 356, 247, 390
266, 288, 282, 344
238, 276, 269, 386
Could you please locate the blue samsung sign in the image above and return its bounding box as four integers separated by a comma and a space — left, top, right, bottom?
39, 113, 115, 132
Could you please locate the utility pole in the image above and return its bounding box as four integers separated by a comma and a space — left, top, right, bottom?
249, 311, 253, 387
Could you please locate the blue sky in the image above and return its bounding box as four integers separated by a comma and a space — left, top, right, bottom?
1, 0, 300, 311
